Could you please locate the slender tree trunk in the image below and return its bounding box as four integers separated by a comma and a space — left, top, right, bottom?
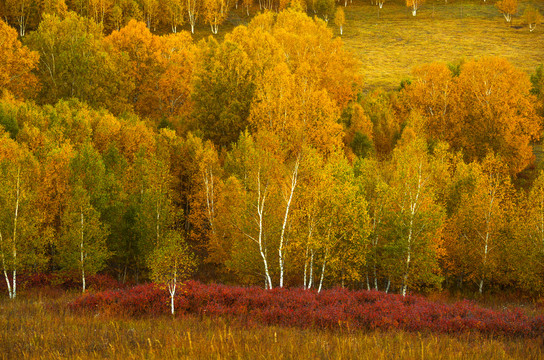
80, 209, 86, 293
401, 162, 422, 297
479, 231, 490, 294
303, 220, 315, 290
203, 165, 216, 237
279, 159, 299, 288
309, 249, 314, 289
257, 170, 273, 290
0, 231, 13, 299
317, 247, 328, 293
479, 182, 496, 294
12, 167, 20, 299
169, 275, 177, 315
401, 211, 414, 297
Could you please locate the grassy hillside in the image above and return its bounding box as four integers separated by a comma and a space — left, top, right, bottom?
194, 0, 544, 91
340, 0, 544, 90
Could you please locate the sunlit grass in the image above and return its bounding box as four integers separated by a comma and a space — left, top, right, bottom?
1, 292, 543, 359
339, 0, 544, 89
189, 0, 544, 91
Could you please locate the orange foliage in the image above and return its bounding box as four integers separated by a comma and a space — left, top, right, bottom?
0, 19, 39, 99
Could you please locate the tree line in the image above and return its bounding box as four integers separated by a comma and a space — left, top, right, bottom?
0, 0, 340, 36
1, 8, 544, 299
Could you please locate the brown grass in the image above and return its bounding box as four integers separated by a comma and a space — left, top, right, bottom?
1, 292, 543, 359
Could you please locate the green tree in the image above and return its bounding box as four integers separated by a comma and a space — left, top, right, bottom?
148, 230, 194, 315
445, 153, 512, 294
25, 13, 132, 114
385, 131, 446, 296
0, 132, 42, 299
59, 187, 109, 292
192, 37, 255, 148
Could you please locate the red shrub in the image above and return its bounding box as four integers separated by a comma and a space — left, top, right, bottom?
69, 281, 544, 338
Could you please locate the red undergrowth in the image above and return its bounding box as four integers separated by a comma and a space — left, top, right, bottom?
68, 281, 544, 337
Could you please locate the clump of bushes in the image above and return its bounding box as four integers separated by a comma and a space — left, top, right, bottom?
69, 281, 544, 337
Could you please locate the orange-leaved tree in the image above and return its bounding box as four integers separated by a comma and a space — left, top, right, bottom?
496, 0, 517, 23
406, 0, 424, 16
455, 57, 541, 174
0, 19, 39, 99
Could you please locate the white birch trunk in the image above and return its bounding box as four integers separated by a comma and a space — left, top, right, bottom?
0, 230, 13, 299
12, 167, 20, 299
169, 272, 177, 315
278, 159, 299, 288
318, 247, 328, 293
80, 209, 86, 293
309, 249, 314, 289
203, 165, 216, 237
478, 180, 496, 294
187, 0, 197, 34
257, 170, 273, 290
401, 162, 422, 297
303, 220, 314, 290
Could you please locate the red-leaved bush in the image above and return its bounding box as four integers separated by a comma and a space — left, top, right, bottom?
69, 281, 544, 337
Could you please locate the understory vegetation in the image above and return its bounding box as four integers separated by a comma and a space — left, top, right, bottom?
1, 288, 543, 359
69, 281, 544, 338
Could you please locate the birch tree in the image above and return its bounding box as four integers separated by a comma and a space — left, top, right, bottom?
149, 230, 194, 315
224, 132, 279, 289
405, 0, 424, 16
88, 0, 112, 24
456, 57, 540, 174
510, 171, 544, 294
58, 143, 110, 292
446, 153, 511, 294
59, 188, 109, 292
203, 0, 227, 34
523, 6, 542, 32
5, 0, 35, 36
186, 0, 200, 33
162, 0, 185, 32
357, 157, 390, 291
0, 133, 40, 299
387, 131, 445, 297
334, 6, 344, 35
496, 0, 517, 23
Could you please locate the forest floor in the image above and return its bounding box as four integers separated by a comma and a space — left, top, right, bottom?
191, 0, 544, 91
1, 289, 543, 359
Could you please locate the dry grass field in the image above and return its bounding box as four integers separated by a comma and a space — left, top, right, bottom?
1, 292, 543, 360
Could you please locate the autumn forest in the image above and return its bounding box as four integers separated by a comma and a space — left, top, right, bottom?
2, 0, 544, 341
